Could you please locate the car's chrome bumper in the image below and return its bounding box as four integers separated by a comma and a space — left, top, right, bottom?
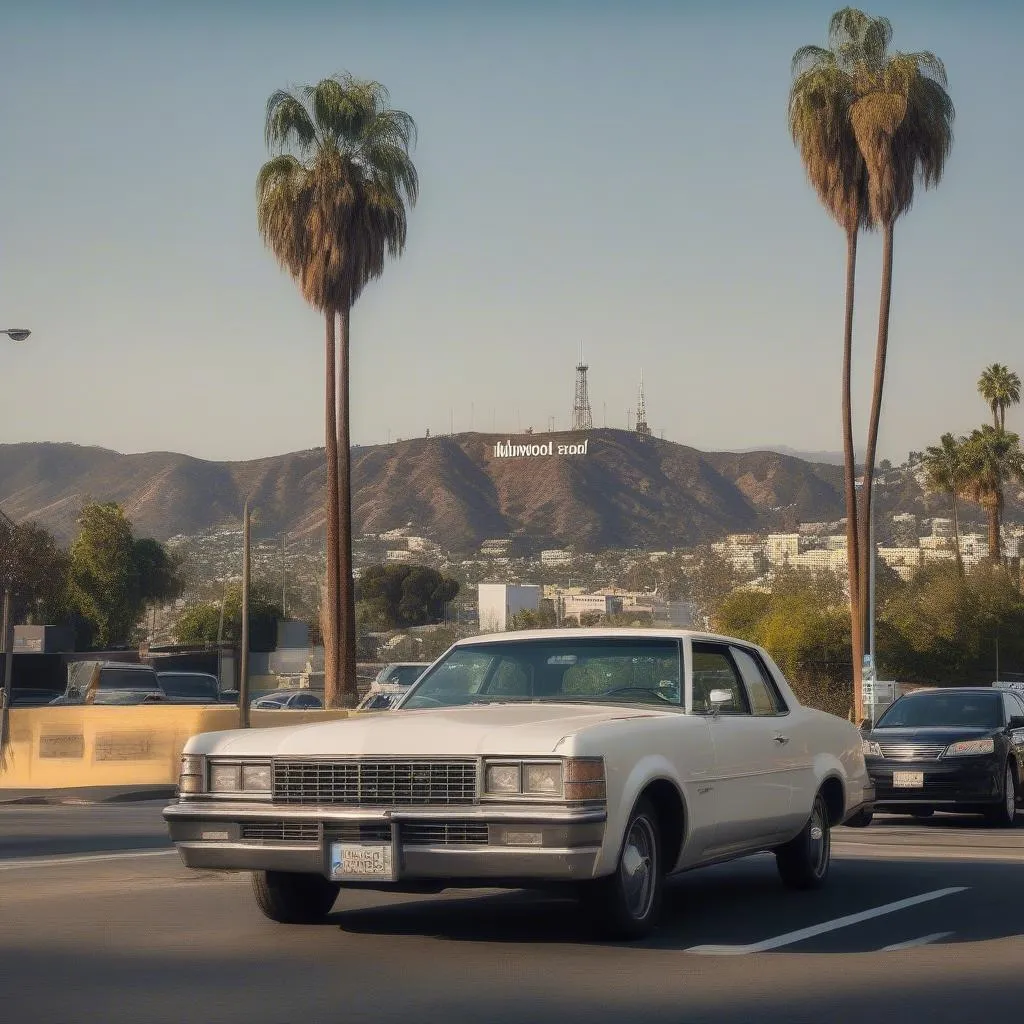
163, 800, 606, 884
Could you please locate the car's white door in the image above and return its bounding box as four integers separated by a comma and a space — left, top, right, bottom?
690, 640, 796, 854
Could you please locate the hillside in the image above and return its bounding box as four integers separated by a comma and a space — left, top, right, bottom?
0, 430, 974, 552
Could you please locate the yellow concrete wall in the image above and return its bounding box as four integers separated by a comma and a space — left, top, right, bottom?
0, 706, 352, 790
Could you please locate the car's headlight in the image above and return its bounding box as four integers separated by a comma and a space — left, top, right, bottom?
482, 757, 604, 801
179, 753, 205, 795
943, 738, 995, 757
208, 760, 272, 793
862, 740, 882, 758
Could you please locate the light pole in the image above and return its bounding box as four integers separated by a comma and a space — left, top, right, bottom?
2, 329, 31, 343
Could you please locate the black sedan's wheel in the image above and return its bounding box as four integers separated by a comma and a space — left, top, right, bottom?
776, 792, 831, 889
252, 870, 341, 924
985, 762, 1018, 829
580, 797, 663, 940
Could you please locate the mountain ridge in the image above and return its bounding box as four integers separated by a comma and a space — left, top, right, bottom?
0, 431, 935, 551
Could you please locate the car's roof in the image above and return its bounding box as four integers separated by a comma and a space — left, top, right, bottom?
156, 670, 217, 678
454, 627, 748, 646
900, 686, 1003, 696
384, 662, 430, 668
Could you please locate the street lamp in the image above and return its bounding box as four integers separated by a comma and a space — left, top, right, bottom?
3, 329, 31, 343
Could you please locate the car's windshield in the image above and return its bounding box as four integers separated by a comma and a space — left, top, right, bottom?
401, 637, 682, 710
876, 692, 1003, 729
158, 674, 219, 698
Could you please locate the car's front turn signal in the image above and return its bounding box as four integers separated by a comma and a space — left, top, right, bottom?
564, 757, 606, 802
179, 754, 205, 795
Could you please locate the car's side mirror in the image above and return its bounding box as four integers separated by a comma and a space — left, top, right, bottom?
708, 689, 732, 715
1009, 716, 1024, 730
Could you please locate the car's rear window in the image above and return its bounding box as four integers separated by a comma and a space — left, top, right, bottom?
158, 674, 219, 698
98, 668, 161, 691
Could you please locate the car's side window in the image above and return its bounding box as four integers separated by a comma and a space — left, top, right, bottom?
730, 646, 786, 716
1002, 692, 1024, 725
691, 642, 750, 715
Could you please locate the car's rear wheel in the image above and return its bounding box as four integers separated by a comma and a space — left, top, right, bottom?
776, 792, 831, 889
252, 871, 341, 924
580, 797, 662, 940
985, 762, 1018, 829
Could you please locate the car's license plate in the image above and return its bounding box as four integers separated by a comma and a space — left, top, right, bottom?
893, 771, 924, 788
330, 842, 395, 881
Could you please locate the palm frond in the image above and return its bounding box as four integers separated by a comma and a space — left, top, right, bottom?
265, 90, 318, 154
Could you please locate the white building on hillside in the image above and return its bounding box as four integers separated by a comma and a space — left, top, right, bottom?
478, 583, 541, 632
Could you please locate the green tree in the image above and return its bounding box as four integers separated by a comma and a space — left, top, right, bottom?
0, 514, 70, 626
258, 74, 418, 706
174, 583, 283, 653
977, 363, 1022, 431
509, 601, 557, 630
66, 503, 182, 648
686, 546, 740, 629
959, 426, 1024, 562
790, 8, 873, 712
356, 564, 459, 630
922, 432, 967, 571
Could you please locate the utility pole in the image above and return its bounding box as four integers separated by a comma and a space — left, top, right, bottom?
0, 587, 12, 751
280, 535, 287, 618
239, 500, 251, 728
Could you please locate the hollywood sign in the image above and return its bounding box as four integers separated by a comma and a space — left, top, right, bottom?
492, 438, 590, 458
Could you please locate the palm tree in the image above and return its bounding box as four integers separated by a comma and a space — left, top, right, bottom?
978, 363, 1022, 431
922, 432, 966, 572
790, 10, 876, 717
838, 7, 954, 632
258, 74, 418, 705
960, 426, 1024, 563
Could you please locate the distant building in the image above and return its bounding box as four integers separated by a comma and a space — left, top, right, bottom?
478, 583, 541, 632
385, 549, 415, 564
561, 593, 624, 622
765, 534, 800, 566
540, 549, 572, 566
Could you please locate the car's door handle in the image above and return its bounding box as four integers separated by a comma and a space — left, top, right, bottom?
773, 734, 789, 745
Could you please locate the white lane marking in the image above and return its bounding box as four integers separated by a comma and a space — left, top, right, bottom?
0, 849, 177, 871
687, 886, 968, 955
881, 931, 954, 951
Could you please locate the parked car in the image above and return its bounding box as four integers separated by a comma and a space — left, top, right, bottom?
858, 686, 1024, 826
164, 628, 872, 939
157, 671, 222, 704
356, 662, 430, 711
251, 689, 324, 710
9, 688, 63, 707
50, 662, 166, 705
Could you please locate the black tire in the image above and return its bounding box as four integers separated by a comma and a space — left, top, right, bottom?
252, 870, 341, 924
580, 797, 663, 940
844, 808, 873, 828
911, 808, 934, 820
985, 762, 1018, 829
776, 792, 832, 890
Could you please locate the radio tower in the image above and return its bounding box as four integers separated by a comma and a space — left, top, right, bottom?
571, 344, 593, 431
635, 369, 652, 439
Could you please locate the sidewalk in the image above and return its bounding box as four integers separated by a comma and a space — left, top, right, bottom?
0, 784, 177, 806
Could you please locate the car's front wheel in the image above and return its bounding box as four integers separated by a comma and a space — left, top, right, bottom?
252, 870, 341, 924
776, 792, 831, 889
985, 762, 1018, 829
580, 797, 663, 940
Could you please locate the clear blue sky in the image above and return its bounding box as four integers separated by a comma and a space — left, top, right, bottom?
1, 0, 1021, 464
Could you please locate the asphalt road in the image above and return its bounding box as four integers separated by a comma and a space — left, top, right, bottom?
2, 804, 1024, 1023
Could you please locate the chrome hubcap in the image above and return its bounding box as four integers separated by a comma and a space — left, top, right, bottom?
809, 802, 829, 876
621, 816, 656, 920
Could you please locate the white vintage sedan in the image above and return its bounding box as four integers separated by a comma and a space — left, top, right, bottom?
163, 629, 873, 939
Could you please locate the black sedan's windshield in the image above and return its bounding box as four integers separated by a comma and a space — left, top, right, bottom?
401, 637, 682, 710
876, 692, 1003, 730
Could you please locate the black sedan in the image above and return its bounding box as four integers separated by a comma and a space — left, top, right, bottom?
858, 687, 1024, 826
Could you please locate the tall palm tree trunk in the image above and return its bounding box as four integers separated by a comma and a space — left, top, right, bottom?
323, 311, 342, 706
858, 223, 896, 695
842, 230, 864, 721
987, 499, 1002, 563
336, 306, 358, 705
950, 489, 964, 573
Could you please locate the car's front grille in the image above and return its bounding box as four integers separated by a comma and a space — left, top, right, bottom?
402, 822, 489, 846
240, 821, 320, 843
879, 744, 946, 761
272, 759, 478, 806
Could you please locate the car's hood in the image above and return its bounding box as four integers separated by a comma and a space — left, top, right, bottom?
188, 703, 670, 758
865, 726, 997, 746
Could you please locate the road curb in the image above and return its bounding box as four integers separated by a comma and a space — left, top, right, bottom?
0, 786, 177, 806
